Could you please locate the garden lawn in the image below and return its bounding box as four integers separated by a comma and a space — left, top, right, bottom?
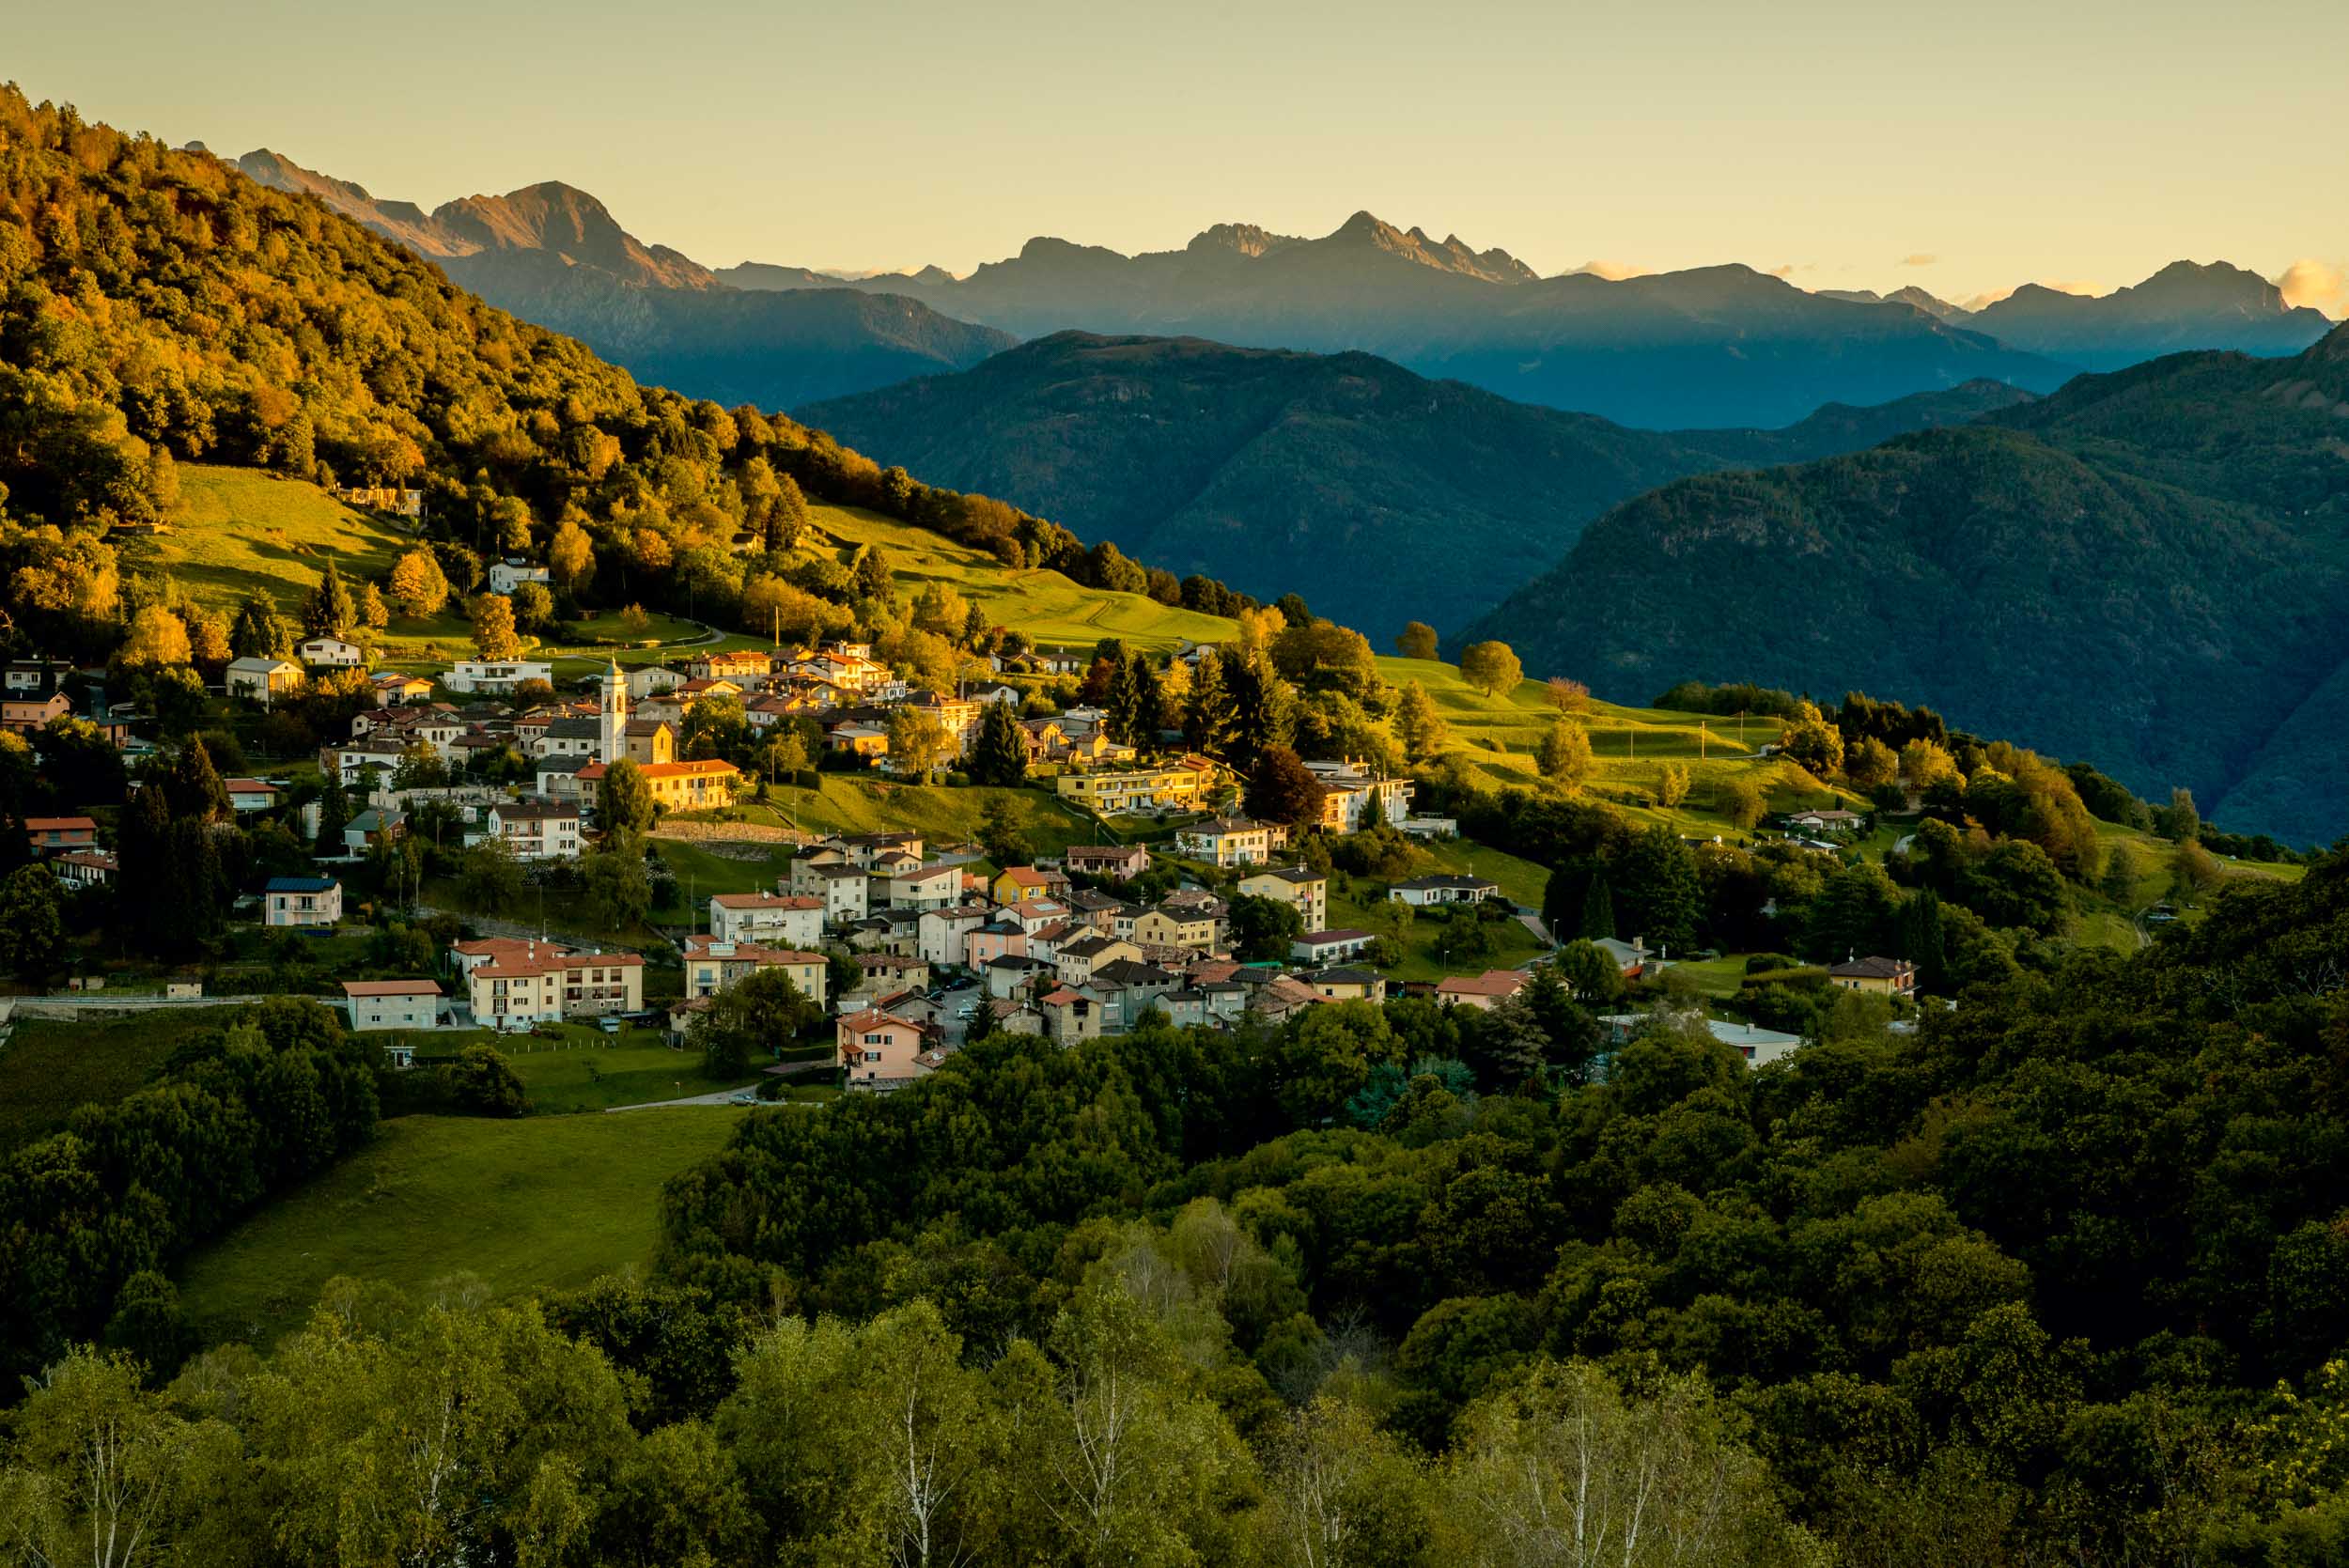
178, 1110, 748, 1347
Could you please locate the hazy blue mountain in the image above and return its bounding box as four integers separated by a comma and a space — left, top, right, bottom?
741, 213, 2067, 427
234, 149, 1012, 408
1969, 261, 2333, 370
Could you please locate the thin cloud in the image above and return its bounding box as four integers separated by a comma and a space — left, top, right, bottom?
1898, 253, 1937, 268
1766, 263, 1797, 279
2276, 258, 2348, 318
1568, 259, 1644, 280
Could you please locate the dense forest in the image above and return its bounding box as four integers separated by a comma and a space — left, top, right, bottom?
4, 850, 2344, 1563
1463, 328, 2349, 847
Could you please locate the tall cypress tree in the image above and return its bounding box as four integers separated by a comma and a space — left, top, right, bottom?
1903, 887, 1949, 993
1580, 873, 1618, 941
303, 561, 355, 640
969, 700, 1029, 787
1128, 653, 1165, 749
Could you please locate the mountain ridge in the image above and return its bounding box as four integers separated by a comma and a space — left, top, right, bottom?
801, 332, 2033, 635
1462, 323, 2349, 843
233, 147, 1011, 408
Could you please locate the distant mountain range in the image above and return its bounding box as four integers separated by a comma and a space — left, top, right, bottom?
232, 150, 1013, 408
232, 147, 2336, 430
1463, 324, 2349, 845
741, 213, 2069, 427
801, 333, 2032, 634
1824, 262, 2334, 369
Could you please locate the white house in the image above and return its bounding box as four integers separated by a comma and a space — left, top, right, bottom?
626, 665, 686, 701
223, 777, 280, 813
1388, 873, 1503, 908
299, 636, 366, 669
486, 798, 582, 862
487, 559, 552, 596
226, 657, 303, 706
708, 891, 825, 947
883, 861, 963, 911
264, 876, 342, 927
1292, 928, 1377, 965
816, 862, 870, 923
443, 660, 553, 695
343, 979, 441, 1032
917, 904, 992, 969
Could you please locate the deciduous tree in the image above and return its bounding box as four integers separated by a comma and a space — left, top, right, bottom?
1458, 641, 1522, 698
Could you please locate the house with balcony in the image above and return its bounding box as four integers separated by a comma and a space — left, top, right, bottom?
264, 876, 342, 927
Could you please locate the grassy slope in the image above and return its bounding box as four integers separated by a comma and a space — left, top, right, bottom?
812, 504, 1235, 654
179, 1110, 747, 1347
132, 466, 412, 617
0, 1009, 235, 1151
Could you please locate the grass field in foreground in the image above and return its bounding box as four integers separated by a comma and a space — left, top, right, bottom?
179, 1110, 747, 1348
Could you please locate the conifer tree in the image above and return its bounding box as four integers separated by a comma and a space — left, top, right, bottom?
302, 561, 355, 640
968, 701, 1029, 787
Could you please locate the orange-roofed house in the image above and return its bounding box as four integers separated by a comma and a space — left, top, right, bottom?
455, 938, 646, 1028
680, 934, 830, 1005
25, 816, 98, 853
836, 1008, 931, 1091
1436, 970, 1529, 1010
342, 979, 443, 1032
575, 757, 740, 815
990, 865, 1059, 906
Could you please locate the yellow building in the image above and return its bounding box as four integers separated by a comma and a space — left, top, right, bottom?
991, 866, 1060, 906
1131, 908, 1219, 952
576, 758, 740, 814
1238, 865, 1328, 933
1054, 756, 1220, 815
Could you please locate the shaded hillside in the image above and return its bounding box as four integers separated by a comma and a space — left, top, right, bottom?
235, 149, 1010, 407
1970, 261, 2333, 371
802, 334, 2030, 633
736, 212, 2072, 427
1464, 331, 2349, 843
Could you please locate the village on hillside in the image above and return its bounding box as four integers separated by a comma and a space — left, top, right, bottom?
0, 584, 1968, 1100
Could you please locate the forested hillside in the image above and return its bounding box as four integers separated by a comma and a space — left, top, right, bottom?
1466, 332, 2349, 845
0, 88, 1243, 668
803, 333, 2031, 632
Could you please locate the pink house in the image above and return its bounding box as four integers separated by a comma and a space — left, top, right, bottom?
836, 1008, 931, 1092
963, 921, 1028, 970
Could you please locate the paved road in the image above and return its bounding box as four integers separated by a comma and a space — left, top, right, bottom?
604, 1086, 753, 1110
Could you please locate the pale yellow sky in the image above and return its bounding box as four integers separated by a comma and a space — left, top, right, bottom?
13, 0, 2347, 312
